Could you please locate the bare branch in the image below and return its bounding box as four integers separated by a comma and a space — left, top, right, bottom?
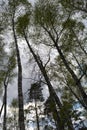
44, 49, 51, 68
23, 77, 46, 84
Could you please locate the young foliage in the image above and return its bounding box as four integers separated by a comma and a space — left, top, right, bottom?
16, 13, 30, 35
34, 0, 58, 27
28, 82, 44, 102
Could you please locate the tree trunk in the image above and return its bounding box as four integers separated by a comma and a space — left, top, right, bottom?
23, 33, 67, 130
24, 33, 76, 130
12, 17, 25, 130
3, 84, 7, 130
0, 94, 5, 117
42, 26, 87, 107
35, 100, 40, 130
24, 33, 62, 109
54, 42, 87, 106
52, 98, 64, 130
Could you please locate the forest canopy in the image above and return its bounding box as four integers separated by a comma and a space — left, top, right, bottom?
0, 0, 87, 130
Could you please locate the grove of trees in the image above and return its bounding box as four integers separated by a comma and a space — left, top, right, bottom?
0, 0, 87, 130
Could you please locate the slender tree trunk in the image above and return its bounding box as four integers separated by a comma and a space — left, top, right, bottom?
42, 26, 87, 107
24, 33, 62, 109
23, 33, 67, 130
52, 98, 64, 130
3, 84, 7, 130
66, 82, 87, 109
72, 53, 87, 79
35, 100, 40, 130
54, 42, 87, 106
0, 94, 5, 117
12, 17, 25, 130
23, 33, 75, 130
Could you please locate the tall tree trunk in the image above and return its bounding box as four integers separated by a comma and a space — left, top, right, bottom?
0, 94, 5, 117
3, 84, 7, 130
35, 100, 40, 130
24, 33, 75, 130
52, 98, 64, 130
42, 26, 87, 107
54, 42, 87, 106
12, 17, 25, 130
23, 33, 67, 130
24, 33, 62, 109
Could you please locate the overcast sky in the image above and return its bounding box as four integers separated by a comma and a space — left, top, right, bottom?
0, 0, 50, 111
0, 0, 36, 105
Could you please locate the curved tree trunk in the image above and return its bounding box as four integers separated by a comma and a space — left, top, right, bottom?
12, 16, 25, 130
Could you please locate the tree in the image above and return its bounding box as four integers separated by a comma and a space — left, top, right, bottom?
16, 8, 65, 128
5, 0, 30, 129
0, 41, 7, 117
0, 10, 16, 129
27, 82, 44, 130
3, 51, 16, 130
33, 0, 87, 108
1, 0, 86, 129
15, 3, 75, 130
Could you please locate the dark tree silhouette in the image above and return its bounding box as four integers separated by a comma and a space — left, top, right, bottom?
28, 82, 44, 130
